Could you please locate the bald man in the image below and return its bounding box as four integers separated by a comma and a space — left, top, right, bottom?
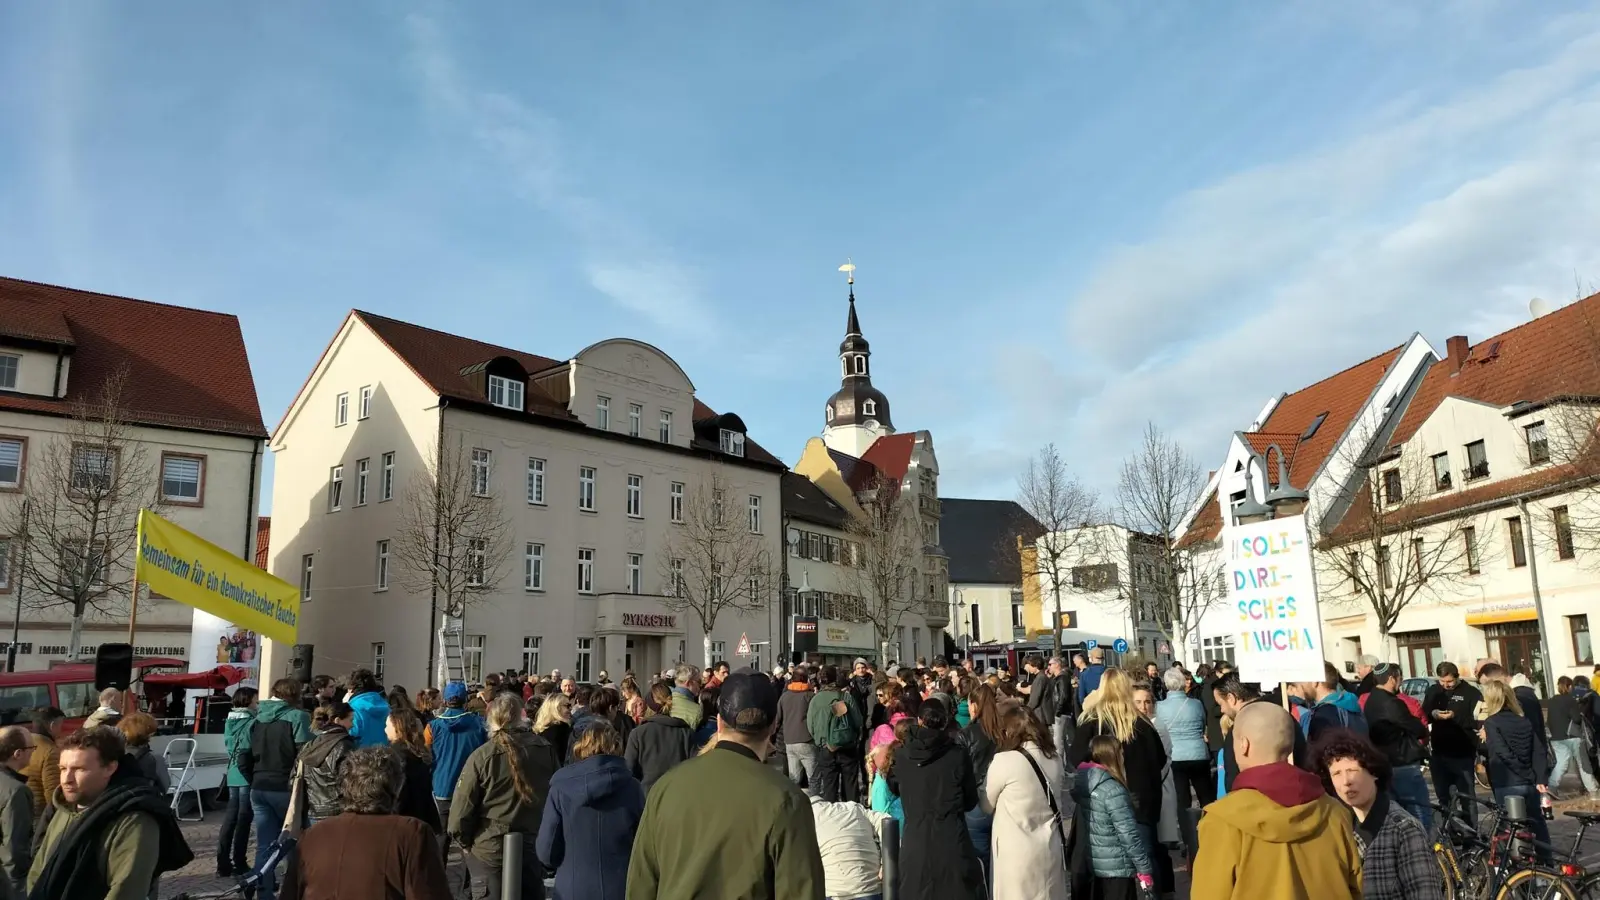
1191, 704, 1362, 900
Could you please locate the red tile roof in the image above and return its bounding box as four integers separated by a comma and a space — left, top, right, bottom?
255, 517, 271, 569
0, 277, 266, 438
1389, 291, 1600, 447
1176, 488, 1221, 549
352, 311, 785, 467
861, 432, 918, 481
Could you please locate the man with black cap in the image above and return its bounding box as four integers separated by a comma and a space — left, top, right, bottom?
628, 671, 825, 899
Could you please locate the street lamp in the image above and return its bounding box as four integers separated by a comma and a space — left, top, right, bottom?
1232, 443, 1308, 525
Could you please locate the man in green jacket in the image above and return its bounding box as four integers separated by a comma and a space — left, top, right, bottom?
628, 672, 825, 900
669, 663, 704, 728
805, 665, 863, 803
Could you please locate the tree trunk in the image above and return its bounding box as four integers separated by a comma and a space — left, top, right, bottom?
880, 639, 891, 667
1173, 622, 1190, 667
1051, 588, 1063, 660
67, 614, 86, 661
702, 633, 713, 670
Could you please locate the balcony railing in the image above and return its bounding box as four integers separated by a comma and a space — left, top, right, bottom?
918, 494, 941, 517
923, 601, 949, 625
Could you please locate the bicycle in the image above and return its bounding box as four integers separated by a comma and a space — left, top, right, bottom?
1431, 794, 1577, 900
1492, 810, 1600, 899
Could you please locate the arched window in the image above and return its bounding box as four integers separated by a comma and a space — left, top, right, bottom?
863, 399, 876, 417
853, 355, 867, 375
841, 358, 848, 378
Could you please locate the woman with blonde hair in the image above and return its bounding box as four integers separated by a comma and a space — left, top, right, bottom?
1069, 667, 1170, 894
534, 693, 575, 765
537, 719, 645, 900
449, 693, 561, 898
1479, 678, 1553, 862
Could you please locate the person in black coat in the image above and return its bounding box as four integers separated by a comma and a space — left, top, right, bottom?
624, 700, 696, 793
953, 683, 1003, 894
384, 710, 443, 833
887, 699, 983, 900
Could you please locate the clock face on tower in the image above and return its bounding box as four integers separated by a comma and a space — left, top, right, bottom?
835, 399, 855, 417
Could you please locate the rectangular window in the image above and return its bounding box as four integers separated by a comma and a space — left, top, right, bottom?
579, 467, 596, 511
710, 641, 727, 661
381, 452, 395, 501
355, 458, 370, 506
629, 403, 642, 437
301, 555, 314, 602
1412, 537, 1426, 583
1011, 595, 1024, 630
668, 558, 684, 597
1465, 440, 1489, 481
328, 465, 344, 511
1508, 516, 1527, 567
463, 635, 485, 685
467, 539, 487, 586
376, 540, 390, 591
358, 385, 373, 419
1200, 635, 1237, 665
1432, 453, 1451, 491
70, 446, 115, 494
488, 375, 524, 411
577, 548, 595, 594
522, 637, 541, 676
1463, 526, 1480, 574
470, 448, 491, 496
627, 474, 643, 518
719, 429, 746, 457
372, 643, 385, 681
160, 454, 205, 504
524, 543, 544, 591
748, 495, 762, 534
1554, 506, 1575, 560
1572, 615, 1592, 666
575, 638, 593, 683
335, 392, 349, 426
1382, 468, 1403, 505
670, 482, 684, 523
627, 553, 642, 594
1376, 545, 1392, 589
526, 458, 545, 505
0, 355, 16, 390
0, 438, 22, 489
659, 410, 672, 443
596, 396, 610, 430
1525, 421, 1549, 465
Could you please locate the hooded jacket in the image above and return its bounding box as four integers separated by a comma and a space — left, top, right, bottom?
885, 725, 982, 900
774, 681, 815, 746
21, 732, 57, 819
427, 707, 487, 799
535, 754, 645, 900
448, 727, 561, 866
1190, 762, 1362, 900
300, 726, 356, 820
347, 690, 391, 749
223, 706, 256, 788
1304, 689, 1367, 747
1364, 688, 1427, 768
624, 714, 695, 793
244, 698, 314, 793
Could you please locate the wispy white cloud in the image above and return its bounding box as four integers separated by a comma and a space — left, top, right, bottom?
403, 13, 716, 339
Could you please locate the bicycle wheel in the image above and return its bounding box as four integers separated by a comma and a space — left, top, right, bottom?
1495, 867, 1579, 899
1435, 845, 1461, 900
1458, 852, 1493, 900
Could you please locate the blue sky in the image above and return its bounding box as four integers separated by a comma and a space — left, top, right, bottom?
3, 2, 1599, 513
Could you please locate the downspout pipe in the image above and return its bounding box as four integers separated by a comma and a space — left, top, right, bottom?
244, 439, 261, 560
1515, 498, 1558, 697
426, 400, 448, 686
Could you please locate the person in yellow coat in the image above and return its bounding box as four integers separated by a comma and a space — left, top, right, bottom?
1191, 702, 1362, 900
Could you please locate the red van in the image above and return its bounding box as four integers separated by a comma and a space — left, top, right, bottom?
0, 657, 187, 731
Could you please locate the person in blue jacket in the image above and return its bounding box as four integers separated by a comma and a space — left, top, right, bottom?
1076, 647, 1108, 706
344, 667, 392, 748
428, 681, 486, 897
537, 718, 646, 900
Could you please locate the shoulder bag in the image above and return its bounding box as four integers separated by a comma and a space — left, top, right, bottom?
1019, 749, 1070, 877
280, 758, 307, 840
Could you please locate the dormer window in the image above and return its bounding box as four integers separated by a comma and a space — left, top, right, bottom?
863, 399, 876, 417
0, 354, 17, 390
825, 405, 835, 423
719, 429, 746, 457
487, 375, 524, 411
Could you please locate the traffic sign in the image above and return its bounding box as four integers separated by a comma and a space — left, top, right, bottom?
1113, 638, 1129, 654
1158, 641, 1171, 656
1084, 639, 1098, 650
736, 633, 752, 656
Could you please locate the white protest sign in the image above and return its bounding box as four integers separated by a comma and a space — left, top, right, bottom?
1224, 514, 1325, 685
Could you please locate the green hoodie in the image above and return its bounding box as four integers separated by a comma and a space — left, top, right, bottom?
224, 707, 256, 787
255, 698, 313, 743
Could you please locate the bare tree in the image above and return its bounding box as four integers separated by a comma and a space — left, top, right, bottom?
1016, 444, 1100, 653
658, 469, 774, 668
394, 437, 514, 624
0, 368, 163, 659
845, 473, 924, 665
1115, 423, 1225, 656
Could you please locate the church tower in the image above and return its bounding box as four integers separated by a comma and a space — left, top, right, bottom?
822, 265, 894, 458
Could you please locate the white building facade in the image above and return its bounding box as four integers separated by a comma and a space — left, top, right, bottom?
264, 312, 784, 687
1031, 524, 1176, 667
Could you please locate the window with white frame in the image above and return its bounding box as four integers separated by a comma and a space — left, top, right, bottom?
355, 458, 369, 505
579, 467, 596, 510
522, 637, 541, 675
1200, 635, 1236, 665
161, 455, 204, 504
668, 558, 684, 596
670, 482, 684, 523
747, 575, 761, 605
524, 542, 544, 591
596, 396, 610, 430
70, 446, 115, 494
627, 474, 643, 517
863, 399, 876, 417
527, 458, 546, 504
577, 548, 595, 593
747, 495, 762, 534
328, 465, 344, 511
0, 438, 21, 489
301, 555, 314, 602
659, 410, 672, 443
380, 452, 395, 501
335, 392, 349, 426
710, 641, 727, 660
574, 638, 593, 682
0, 355, 16, 390
719, 429, 745, 457
488, 375, 524, 411
463, 635, 485, 684
358, 385, 373, 419
372, 643, 385, 680
471, 449, 491, 496
375, 540, 390, 591
627, 553, 642, 594
467, 539, 487, 586
629, 403, 642, 437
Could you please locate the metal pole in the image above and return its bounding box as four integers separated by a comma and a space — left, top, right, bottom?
8, 500, 29, 673
1516, 499, 1557, 698
502, 832, 522, 898
879, 817, 900, 900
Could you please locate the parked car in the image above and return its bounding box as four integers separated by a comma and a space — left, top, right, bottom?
1399, 676, 1437, 702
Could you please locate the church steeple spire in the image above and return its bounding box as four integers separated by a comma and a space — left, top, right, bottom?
824, 259, 893, 439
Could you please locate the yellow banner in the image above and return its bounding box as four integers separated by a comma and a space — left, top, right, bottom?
135, 509, 299, 645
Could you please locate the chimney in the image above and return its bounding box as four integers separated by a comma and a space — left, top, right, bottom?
1446, 335, 1470, 373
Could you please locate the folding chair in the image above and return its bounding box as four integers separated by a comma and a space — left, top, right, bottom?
164, 737, 206, 822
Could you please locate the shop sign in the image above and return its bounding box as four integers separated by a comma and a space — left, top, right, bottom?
622, 613, 677, 629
